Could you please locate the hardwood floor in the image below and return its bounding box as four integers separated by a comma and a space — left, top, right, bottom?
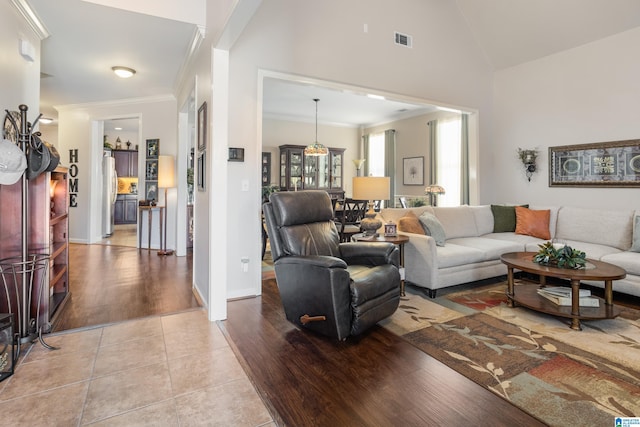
220, 278, 546, 426
54, 243, 199, 331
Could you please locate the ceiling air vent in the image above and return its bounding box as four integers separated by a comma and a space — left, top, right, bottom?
394, 31, 412, 48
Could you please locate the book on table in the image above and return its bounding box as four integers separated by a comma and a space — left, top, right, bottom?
537, 288, 599, 307
538, 286, 591, 298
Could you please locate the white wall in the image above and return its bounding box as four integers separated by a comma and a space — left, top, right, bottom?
492, 27, 640, 209
56, 97, 178, 246
1, 3, 41, 125
224, 0, 494, 299
262, 118, 360, 194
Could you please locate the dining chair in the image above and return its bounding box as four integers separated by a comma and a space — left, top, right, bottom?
334, 198, 367, 242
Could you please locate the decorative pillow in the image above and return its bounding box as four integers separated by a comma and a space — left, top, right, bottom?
397, 211, 425, 235
515, 206, 551, 240
491, 204, 529, 232
631, 215, 640, 252
419, 212, 446, 246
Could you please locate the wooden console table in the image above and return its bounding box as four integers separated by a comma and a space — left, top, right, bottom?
138, 205, 164, 252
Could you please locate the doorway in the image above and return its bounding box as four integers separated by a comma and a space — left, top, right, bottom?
98, 117, 141, 248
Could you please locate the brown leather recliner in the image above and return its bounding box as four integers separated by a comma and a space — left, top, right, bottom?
263, 190, 401, 340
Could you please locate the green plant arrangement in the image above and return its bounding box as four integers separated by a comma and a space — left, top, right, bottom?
410, 198, 426, 207
187, 168, 194, 185
533, 241, 587, 269
262, 184, 279, 202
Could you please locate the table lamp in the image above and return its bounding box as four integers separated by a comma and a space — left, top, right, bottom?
353, 176, 390, 236
157, 155, 175, 256
425, 184, 445, 206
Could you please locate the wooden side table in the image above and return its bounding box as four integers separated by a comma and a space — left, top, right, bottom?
138, 205, 164, 252
352, 233, 410, 296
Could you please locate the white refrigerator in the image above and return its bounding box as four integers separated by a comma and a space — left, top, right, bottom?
102, 152, 118, 237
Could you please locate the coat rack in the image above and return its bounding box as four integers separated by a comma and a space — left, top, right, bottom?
1, 104, 57, 352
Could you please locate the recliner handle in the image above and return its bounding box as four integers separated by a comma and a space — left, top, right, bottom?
300, 314, 327, 324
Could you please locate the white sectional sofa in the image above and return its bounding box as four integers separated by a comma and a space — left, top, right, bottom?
376, 205, 640, 298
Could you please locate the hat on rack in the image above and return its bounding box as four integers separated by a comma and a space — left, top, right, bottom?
0, 138, 27, 185
27, 133, 50, 180
0, 139, 27, 185
43, 140, 60, 172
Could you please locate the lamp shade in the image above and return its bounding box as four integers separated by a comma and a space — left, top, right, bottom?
158, 155, 176, 188
424, 184, 445, 195
353, 176, 390, 200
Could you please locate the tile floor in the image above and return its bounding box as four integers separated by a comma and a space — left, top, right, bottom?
0, 310, 275, 426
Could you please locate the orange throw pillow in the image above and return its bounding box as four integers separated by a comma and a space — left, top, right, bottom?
397, 211, 425, 235
515, 206, 551, 240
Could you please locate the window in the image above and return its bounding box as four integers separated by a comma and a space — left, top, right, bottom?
436, 116, 461, 207
367, 132, 385, 177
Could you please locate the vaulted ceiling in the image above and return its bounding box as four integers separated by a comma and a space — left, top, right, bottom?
29, 0, 640, 126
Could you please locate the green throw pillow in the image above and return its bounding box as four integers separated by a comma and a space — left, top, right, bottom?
491, 204, 529, 233
631, 215, 640, 252
418, 212, 446, 246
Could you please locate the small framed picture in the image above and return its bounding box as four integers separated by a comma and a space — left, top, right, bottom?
145, 182, 157, 201
197, 151, 206, 191
403, 156, 424, 185
384, 222, 397, 237
146, 139, 159, 159
145, 160, 158, 180
198, 102, 207, 151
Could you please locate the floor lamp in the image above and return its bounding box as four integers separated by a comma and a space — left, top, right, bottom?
157, 155, 175, 256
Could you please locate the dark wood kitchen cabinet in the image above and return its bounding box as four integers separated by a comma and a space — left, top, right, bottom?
114, 194, 138, 224
113, 149, 138, 177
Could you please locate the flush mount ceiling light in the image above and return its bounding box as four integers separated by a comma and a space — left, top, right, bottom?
112, 66, 136, 78
39, 117, 54, 124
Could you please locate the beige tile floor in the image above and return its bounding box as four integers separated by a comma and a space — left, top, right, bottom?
0, 310, 275, 426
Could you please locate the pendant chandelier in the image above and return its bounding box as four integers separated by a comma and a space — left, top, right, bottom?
304, 98, 328, 156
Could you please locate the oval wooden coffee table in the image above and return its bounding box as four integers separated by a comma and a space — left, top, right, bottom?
500, 252, 626, 330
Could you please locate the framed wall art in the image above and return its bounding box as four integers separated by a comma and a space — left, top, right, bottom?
261, 152, 271, 185
145, 159, 158, 180
197, 151, 206, 191
146, 139, 159, 159
198, 102, 207, 151
549, 139, 640, 187
145, 182, 157, 201
403, 156, 424, 185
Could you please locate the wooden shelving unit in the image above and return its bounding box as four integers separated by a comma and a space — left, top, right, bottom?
1, 105, 68, 348
48, 167, 69, 326
27, 166, 70, 332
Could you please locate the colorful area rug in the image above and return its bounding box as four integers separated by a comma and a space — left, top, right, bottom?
379, 281, 640, 426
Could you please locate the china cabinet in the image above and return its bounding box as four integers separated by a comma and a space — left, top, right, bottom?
279, 145, 344, 198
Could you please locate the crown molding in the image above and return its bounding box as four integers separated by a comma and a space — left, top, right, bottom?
10, 0, 50, 40
55, 94, 176, 112
174, 25, 205, 94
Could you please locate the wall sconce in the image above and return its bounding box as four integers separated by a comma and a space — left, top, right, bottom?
517, 148, 538, 181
